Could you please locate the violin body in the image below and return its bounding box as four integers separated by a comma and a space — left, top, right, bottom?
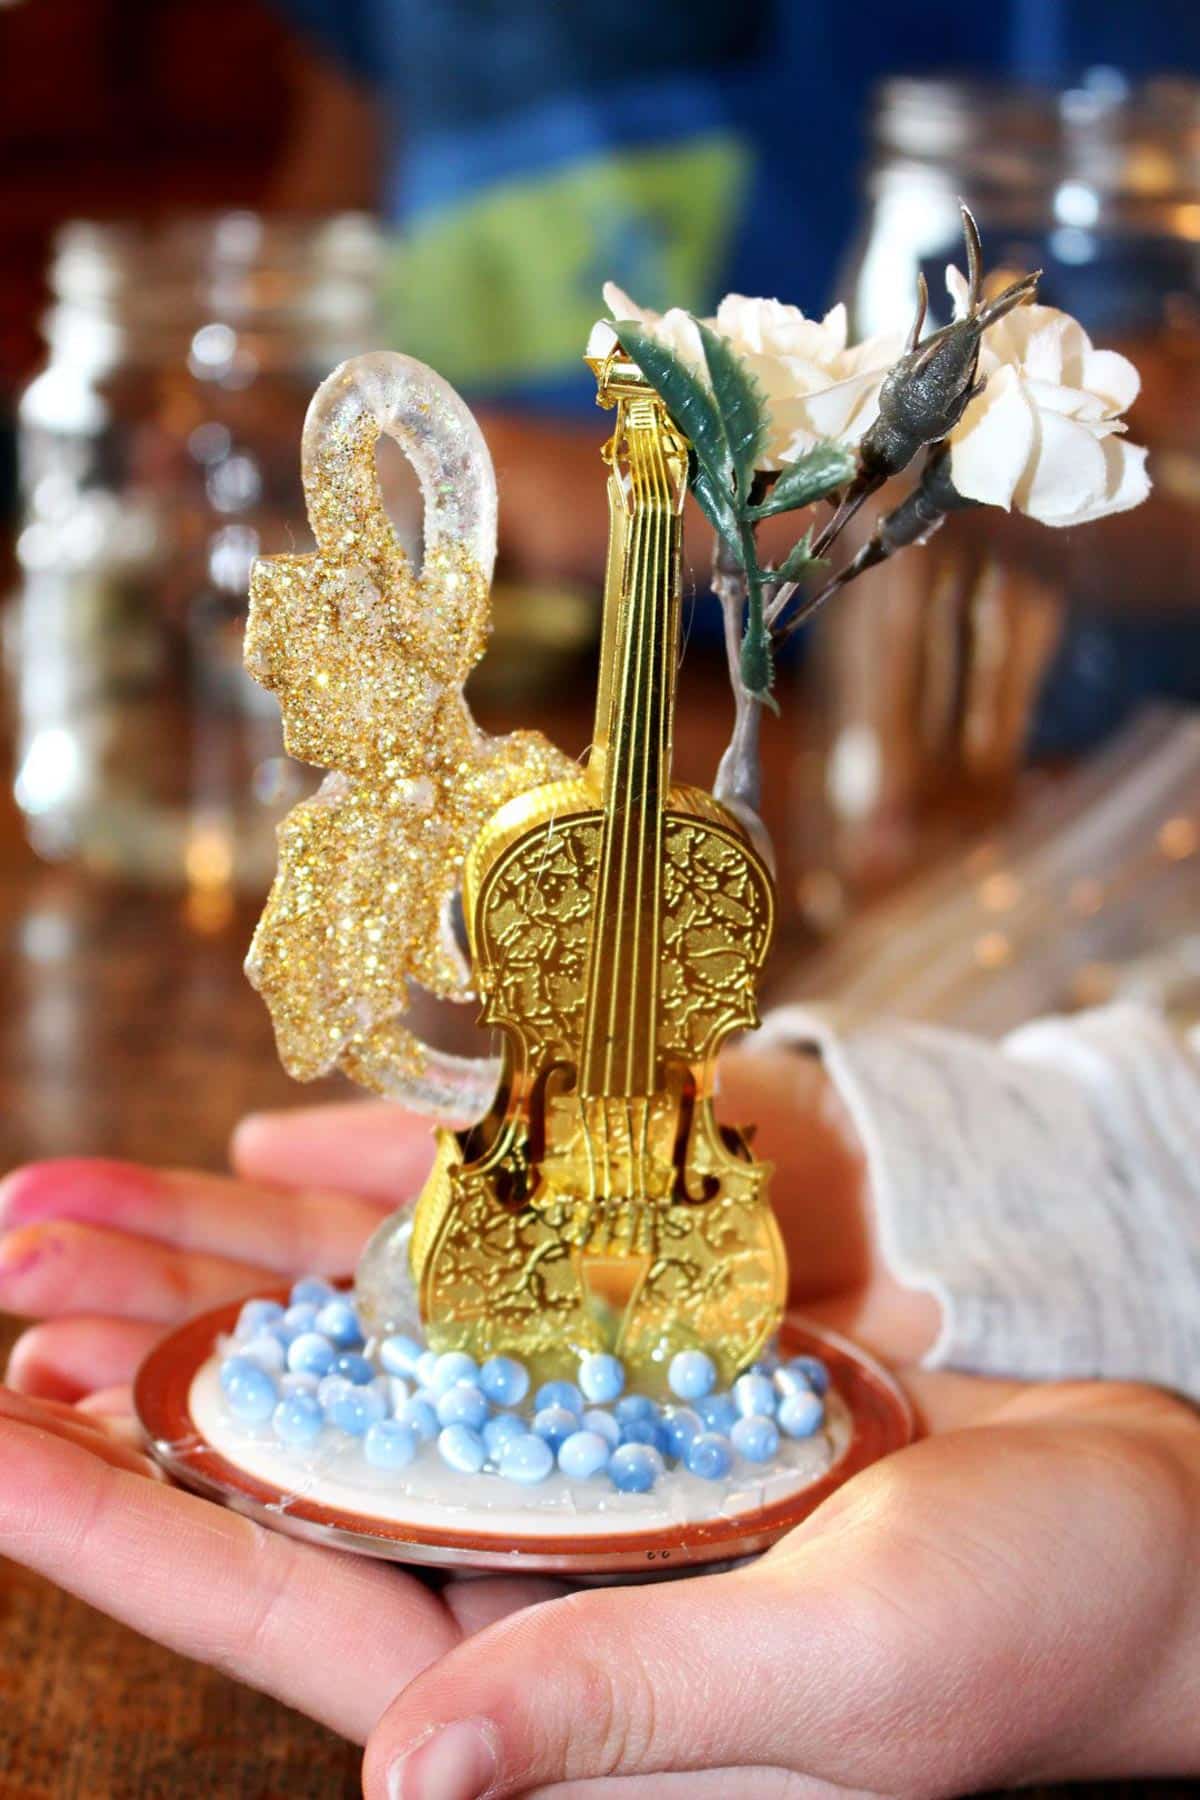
409, 341, 786, 1389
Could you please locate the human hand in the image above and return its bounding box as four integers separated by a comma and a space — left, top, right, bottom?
0, 1047, 887, 1740
0, 1048, 889, 1405
0, 1103, 565, 1738
361, 1374, 1200, 1798
0, 1098, 439, 1405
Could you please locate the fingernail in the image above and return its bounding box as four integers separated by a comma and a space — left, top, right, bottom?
387, 1718, 498, 1800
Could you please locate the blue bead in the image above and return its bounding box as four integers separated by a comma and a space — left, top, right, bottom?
326, 1383, 387, 1437
619, 1417, 663, 1450
532, 1404, 578, 1452
286, 1331, 336, 1377
220, 1356, 278, 1424
558, 1430, 610, 1481
731, 1414, 780, 1463
479, 1355, 530, 1407
696, 1393, 739, 1435
415, 1350, 440, 1389
279, 1371, 320, 1397
272, 1391, 323, 1447
614, 1394, 657, 1425
782, 1354, 830, 1397
234, 1298, 285, 1341
330, 1351, 374, 1386
685, 1432, 734, 1481
436, 1382, 489, 1431
482, 1412, 528, 1459
497, 1433, 554, 1485
778, 1390, 825, 1438
668, 1350, 717, 1401
581, 1408, 621, 1450
379, 1333, 425, 1379
609, 1443, 663, 1493
535, 1379, 583, 1416
433, 1351, 479, 1394
315, 1298, 363, 1349
733, 1372, 777, 1419
578, 1353, 625, 1404
438, 1423, 486, 1474
239, 1333, 287, 1375
660, 1406, 703, 1460
290, 1276, 336, 1308
372, 1374, 407, 1411
282, 1302, 319, 1334
396, 1396, 438, 1443
363, 1419, 418, 1470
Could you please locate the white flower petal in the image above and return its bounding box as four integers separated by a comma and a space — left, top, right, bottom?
789, 368, 889, 445
1080, 346, 1141, 414
819, 301, 849, 350
841, 329, 905, 375
1052, 437, 1151, 526
1023, 377, 1109, 422
603, 282, 657, 326
946, 265, 971, 319
1015, 407, 1111, 523
1018, 318, 1070, 386
947, 365, 1037, 510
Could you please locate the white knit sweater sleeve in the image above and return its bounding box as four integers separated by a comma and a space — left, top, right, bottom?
756, 1003, 1200, 1402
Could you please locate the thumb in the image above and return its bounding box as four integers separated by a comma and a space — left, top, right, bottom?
361, 1556, 856, 1799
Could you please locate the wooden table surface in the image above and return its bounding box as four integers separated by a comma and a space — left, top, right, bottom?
0, 666, 1195, 1799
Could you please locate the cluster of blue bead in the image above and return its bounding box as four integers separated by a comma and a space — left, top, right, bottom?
218, 1278, 831, 1497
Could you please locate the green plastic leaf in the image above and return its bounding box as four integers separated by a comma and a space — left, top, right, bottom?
612, 322, 731, 493
694, 318, 768, 501
750, 443, 855, 518
739, 620, 775, 703
691, 464, 742, 558
767, 530, 818, 585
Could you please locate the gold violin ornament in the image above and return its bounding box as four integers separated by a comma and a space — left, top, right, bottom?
409, 336, 786, 1390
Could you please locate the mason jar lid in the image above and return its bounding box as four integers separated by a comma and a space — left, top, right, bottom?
48, 211, 380, 326
871, 74, 1200, 213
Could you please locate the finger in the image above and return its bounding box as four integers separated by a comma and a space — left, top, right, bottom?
441, 1575, 569, 1639
363, 1562, 832, 1799
0, 1388, 157, 1478
0, 1221, 269, 1324
798, 1275, 942, 1369
78, 1384, 136, 1419
901, 1368, 1031, 1433
7, 1316, 162, 1400
0, 1158, 384, 1276
716, 1050, 871, 1301
232, 1100, 440, 1205
522, 1773, 817, 1799
0, 1412, 473, 1740
366, 1400, 1200, 1800
0, 1413, 568, 1740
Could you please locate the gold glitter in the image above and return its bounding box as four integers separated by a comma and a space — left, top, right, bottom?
244, 354, 573, 1112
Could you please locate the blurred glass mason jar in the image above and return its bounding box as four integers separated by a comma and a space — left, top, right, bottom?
7, 212, 382, 891
799, 75, 1200, 909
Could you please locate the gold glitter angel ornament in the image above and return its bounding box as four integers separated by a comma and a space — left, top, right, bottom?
244, 352, 573, 1123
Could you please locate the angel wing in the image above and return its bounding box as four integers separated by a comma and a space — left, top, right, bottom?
244, 352, 576, 1120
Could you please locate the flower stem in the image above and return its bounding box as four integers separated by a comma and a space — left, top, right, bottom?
711, 535, 765, 825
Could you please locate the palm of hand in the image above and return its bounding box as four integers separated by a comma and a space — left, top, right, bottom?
0, 1052, 1196, 1795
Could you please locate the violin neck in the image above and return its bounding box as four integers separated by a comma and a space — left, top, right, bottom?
580, 382, 688, 1100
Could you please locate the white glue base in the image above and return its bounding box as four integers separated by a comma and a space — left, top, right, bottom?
190, 1357, 849, 1542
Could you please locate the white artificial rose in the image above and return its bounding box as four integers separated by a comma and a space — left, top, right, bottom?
602, 282, 901, 469
945, 266, 1150, 526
